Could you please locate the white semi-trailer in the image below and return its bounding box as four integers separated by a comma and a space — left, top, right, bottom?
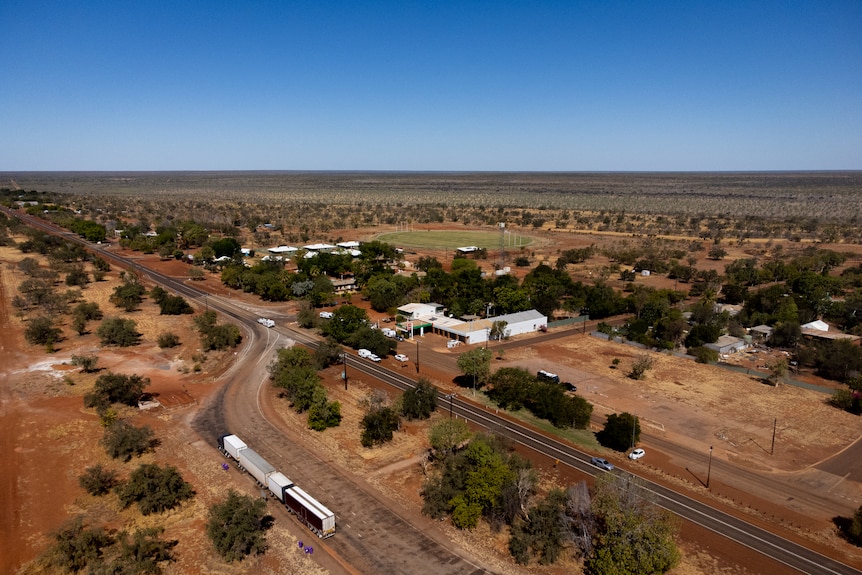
267, 471, 294, 501
238, 448, 276, 487
218, 434, 247, 460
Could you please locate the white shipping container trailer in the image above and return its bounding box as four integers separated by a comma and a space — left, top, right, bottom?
267, 471, 294, 501
238, 448, 276, 487
219, 434, 247, 460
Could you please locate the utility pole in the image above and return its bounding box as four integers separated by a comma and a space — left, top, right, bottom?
342, 352, 348, 390
415, 339, 420, 374
707, 446, 714, 488
771, 418, 777, 455
472, 356, 477, 396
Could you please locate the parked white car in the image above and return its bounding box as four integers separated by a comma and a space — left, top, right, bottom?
319, 311, 334, 319
394, 353, 409, 362
369, 354, 382, 362
628, 448, 646, 460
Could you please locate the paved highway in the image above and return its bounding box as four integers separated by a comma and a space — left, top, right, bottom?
6, 207, 860, 575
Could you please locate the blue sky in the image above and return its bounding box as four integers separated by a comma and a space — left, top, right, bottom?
2, 1, 860, 171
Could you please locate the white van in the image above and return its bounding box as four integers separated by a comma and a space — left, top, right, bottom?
358, 349, 373, 359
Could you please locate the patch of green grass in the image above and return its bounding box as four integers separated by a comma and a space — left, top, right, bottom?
376, 230, 532, 250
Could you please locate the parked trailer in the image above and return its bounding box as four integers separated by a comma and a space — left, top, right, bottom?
218, 434, 336, 538
237, 448, 276, 487
267, 471, 293, 502
218, 434, 247, 460
283, 485, 336, 538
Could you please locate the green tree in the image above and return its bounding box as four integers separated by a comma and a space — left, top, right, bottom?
71, 301, 103, 335
708, 244, 727, 260
585, 474, 680, 575
71, 353, 99, 373
360, 406, 400, 447
767, 359, 788, 386
365, 275, 404, 312
44, 516, 114, 573
428, 418, 472, 457
829, 388, 861, 415
210, 237, 241, 258
323, 304, 369, 342
78, 464, 119, 496
159, 294, 194, 315
269, 346, 324, 412
487, 367, 535, 411
509, 489, 567, 565
457, 347, 493, 390
115, 463, 194, 515
110, 277, 146, 312
101, 420, 156, 462
206, 490, 272, 562
65, 264, 90, 288
449, 438, 515, 529
149, 285, 169, 304
85, 372, 149, 407
306, 389, 342, 431
200, 323, 242, 350
314, 337, 344, 369
24, 315, 62, 346
401, 378, 438, 420
110, 527, 178, 574
769, 321, 801, 348
690, 346, 719, 364
97, 317, 142, 347
596, 413, 640, 452
816, 339, 862, 382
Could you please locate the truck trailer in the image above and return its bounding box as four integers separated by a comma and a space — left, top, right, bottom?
219, 433, 336, 538
283, 485, 336, 538
218, 434, 247, 460
238, 448, 276, 487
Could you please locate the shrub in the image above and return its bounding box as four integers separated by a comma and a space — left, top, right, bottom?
157, 332, 181, 348
79, 464, 119, 496
206, 490, 271, 561
24, 316, 62, 346
159, 294, 193, 315
110, 281, 146, 311
691, 346, 719, 364
71, 354, 99, 373
627, 355, 654, 380
85, 372, 149, 407
116, 463, 194, 515
101, 420, 156, 462
44, 516, 113, 573
97, 318, 141, 347
360, 406, 400, 447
